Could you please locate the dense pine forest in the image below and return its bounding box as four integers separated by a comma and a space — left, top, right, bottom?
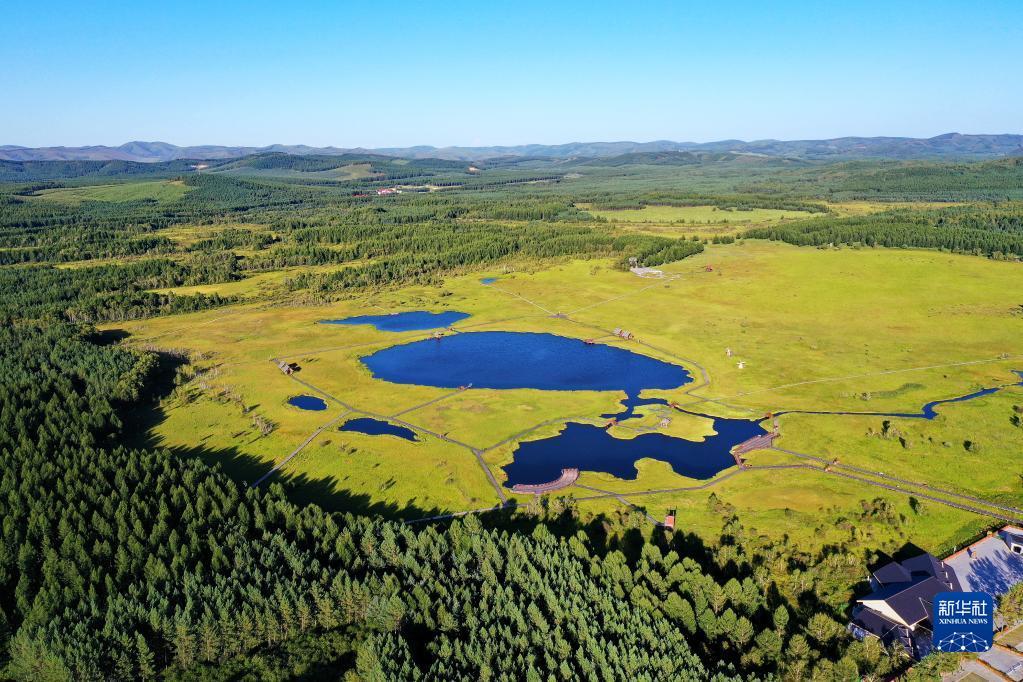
1, 153, 1020, 679
0, 321, 918, 680
745, 204, 1023, 258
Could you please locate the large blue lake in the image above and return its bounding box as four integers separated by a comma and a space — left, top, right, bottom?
359, 331, 759, 485
357, 327, 1020, 488
360, 331, 691, 393
320, 310, 470, 332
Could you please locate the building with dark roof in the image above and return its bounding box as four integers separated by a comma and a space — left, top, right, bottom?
848, 552, 961, 659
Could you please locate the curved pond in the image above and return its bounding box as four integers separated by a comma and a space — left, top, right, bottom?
503, 417, 766, 486
288, 395, 328, 411
339, 417, 418, 441
320, 310, 470, 332
360, 331, 691, 393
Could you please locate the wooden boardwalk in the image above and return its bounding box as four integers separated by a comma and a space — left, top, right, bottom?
733, 431, 779, 455
511, 468, 580, 494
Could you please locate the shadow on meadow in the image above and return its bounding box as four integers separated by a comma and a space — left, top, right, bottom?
120, 349, 477, 521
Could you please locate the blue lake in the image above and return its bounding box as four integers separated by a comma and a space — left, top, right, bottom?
360, 331, 691, 394
320, 310, 470, 332
480, 277, 498, 285
288, 395, 328, 411
357, 326, 1021, 487
500, 368, 1020, 487
339, 417, 418, 442
502, 417, 767, 486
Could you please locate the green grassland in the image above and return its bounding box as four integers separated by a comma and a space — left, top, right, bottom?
210, 162, 379, 181
109, 238, 1023, 555
8, 152, 1023, 679
578, 203, 818, 240
29, 179, 192, 204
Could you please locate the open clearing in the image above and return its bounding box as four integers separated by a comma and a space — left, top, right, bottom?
582, 204, 816, 226
111, 240, 1023, 548
29, 179, 191, 204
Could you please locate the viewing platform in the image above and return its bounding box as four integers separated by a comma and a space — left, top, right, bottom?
511, 468, 580, 494
732, 431, 779, 456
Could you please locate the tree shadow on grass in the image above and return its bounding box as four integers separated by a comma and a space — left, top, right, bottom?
119, 350, 467, 521
129, 368, 483, 520
154, 441, 462, 522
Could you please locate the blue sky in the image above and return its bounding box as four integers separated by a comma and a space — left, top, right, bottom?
2, 0, 1021, 147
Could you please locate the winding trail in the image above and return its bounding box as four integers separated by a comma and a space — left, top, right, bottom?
566, 276, 679, 316
391, 387, 467, 417
720, 355, 1023, 401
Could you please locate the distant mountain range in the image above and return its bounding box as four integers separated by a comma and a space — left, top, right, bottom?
2, 133, 1022, 163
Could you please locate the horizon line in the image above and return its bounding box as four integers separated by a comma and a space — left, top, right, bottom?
4, 131, 1023, 151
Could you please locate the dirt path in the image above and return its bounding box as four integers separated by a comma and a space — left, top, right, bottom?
488, 284, 557, 316
270, 366, 509, 504
251, 411, 349, 487
772, 445, 1023, 519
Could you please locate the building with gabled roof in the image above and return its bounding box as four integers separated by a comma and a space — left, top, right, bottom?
848, 552, 961, 660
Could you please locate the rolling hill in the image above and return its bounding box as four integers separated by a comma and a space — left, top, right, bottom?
3, 132, 1022, 163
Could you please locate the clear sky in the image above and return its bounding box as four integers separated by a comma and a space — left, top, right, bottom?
3, 0, 1021, 148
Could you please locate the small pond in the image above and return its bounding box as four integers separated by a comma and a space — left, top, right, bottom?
288, 395, 328, 411
480, 277, 498, 285
339, 417, 418, 442
320, 310, 470, 332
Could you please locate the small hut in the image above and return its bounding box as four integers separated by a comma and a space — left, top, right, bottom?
276, 360, 294, 375
664, 509, 676, 531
